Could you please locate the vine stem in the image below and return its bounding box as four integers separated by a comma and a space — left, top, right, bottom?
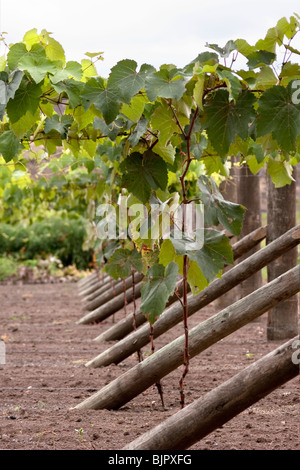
131, 268, 143, 363
179, 254, 189, 409
149, 322, 165, 409
122, 278, 128, 317
169, 103, 199, 409
110, 278, 116, 323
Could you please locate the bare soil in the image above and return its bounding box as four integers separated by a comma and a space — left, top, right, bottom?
0, 280, 299, 451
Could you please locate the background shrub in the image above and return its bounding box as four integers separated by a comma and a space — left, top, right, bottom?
0, 217, 93, 270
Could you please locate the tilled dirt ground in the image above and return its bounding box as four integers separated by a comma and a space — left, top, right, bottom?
0, 280, 299, 451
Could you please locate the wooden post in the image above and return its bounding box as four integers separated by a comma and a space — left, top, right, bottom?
77, 282, 143, 325
123, 336, 299, 450
93, 226, 267, 344
216, 157, 239, 308
267, 170, 298, 340
73, 265, 300, 411
82, 272, 144, 311
86, 225, 300, 368
237, 163, 263, 298
78, 271, 109, 288
78, 275, 111, 297
78, 276, 99, 293
82, 277, 120, 302
77, 271, 98, 288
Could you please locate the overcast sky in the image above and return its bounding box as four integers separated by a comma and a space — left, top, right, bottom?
0, 0, 299, 77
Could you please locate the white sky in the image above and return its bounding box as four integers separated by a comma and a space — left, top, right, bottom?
0, 0, 299, 77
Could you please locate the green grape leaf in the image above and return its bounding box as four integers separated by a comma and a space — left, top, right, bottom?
81, 59, 98, 80
6, 78, 42, 123
246, 154, 266, 175
73, 105, 95, 130
82, 140, 97, 158
0, 130, 22, 162
140, 261, 179, 323
187, 52, 219, 70
81, 77, 120, 124
159, 238, 176, 267
93, 116, 123, 141
245, 141, 266, 174
217, 69, 242, 100
0, 70, 23, 106
128, 117, 148, 147
150, 100, 179, 146
193, 74, 205, 110
53, 79, 84, 108
276, 16, 298, 41
201, 155, 228, 177
234, 39, 257, 57
50, 61, 83, 84
104, 248, 143, 279
247, 142, 265, 163
203, 89, 256, 156
121, 94, 147, 122
45, 37, 66, 64
108, 60, 154, 104
154, 142, 176, 164
85, 51, 104, 59
187, 259, 208, 295
190, 133, 208, 159
44, 115, 73, 138
255, 66, 277, 89
256, 82, 300, 152
206, 40, 237, 58
267, 158, 294, 187
255, 27, 277, 53
120, 150, 168, 203
169, 228, 233, 282
247, 50, 276, 69
23, 28, 41, 49
215, 199, 246, 236
7, 43, 28, 70
145, 67, 187, 102
188, 229, 233, 282
18, 53, 59, 83
198, 175, 245, 235
10, 108, 40, 138
283, 45, 300, 56
169, 232, 205, 256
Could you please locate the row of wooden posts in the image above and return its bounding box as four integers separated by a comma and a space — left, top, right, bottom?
73, 224, 300, 450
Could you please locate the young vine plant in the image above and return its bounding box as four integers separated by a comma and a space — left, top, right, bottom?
0, 16, 300, 406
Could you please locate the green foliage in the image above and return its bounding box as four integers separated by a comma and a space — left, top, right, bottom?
0, 217, 93, 270
0, 17, 299, 321
0, 256, 18, 281
145, 67, 187, 101
108, 60, 154, 103
140, 261, 179, 323
198, 175, 246, 235
169, 228, 233, 283
120, 151, 168, 203
6, 77, 42, 124
256, 81, 300, 152
203, 89, 256, 156
104, 247, 144, 280
0, 70, 23, 107
0, 131, 22, 162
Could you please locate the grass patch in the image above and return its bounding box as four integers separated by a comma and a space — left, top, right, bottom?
0, 257, 18, 281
